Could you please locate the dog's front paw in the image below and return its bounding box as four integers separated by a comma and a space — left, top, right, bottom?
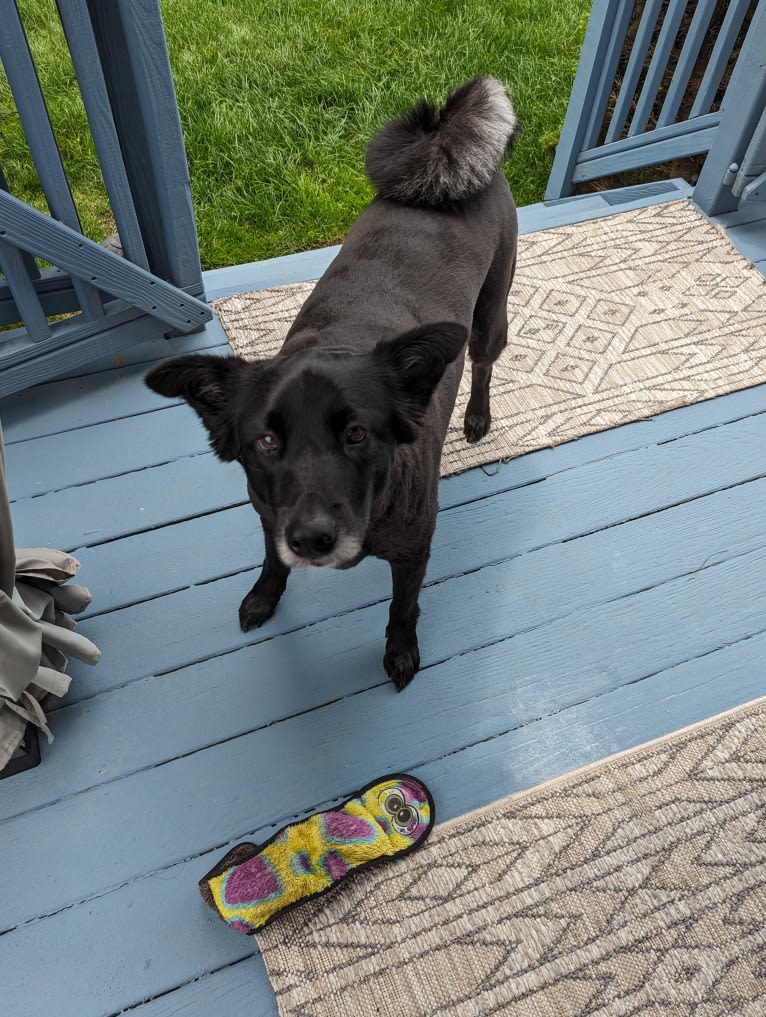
239, 589, 280, 632
383, 640, 421, 692
464, 412, 491, 444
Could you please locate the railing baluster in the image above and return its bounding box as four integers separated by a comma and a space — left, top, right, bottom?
0, 0, 104, 321
0, 241, 51, 341
581, 0, 638, 151
1, 161, 53, 341
604, 0, 665, 144
0, 164, 39, 283
657, 0, 718, 128
55, 0, 150, 271
628, 0, 689, 136
690, 0, 752, 118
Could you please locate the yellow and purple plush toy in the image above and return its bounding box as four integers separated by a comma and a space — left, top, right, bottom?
200, 774, 434, 934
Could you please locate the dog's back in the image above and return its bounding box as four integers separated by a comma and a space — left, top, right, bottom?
285, 77, 519, 355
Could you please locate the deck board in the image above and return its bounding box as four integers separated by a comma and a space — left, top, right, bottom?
5, 536, 766, 933
1, 185, 765, 1017
3, 638, 764, 1017
10, 383, 766, 614
95, 611, 766, 1017
12, 405, 766, 710
4, 475, 765, 821
5, 403, 212, 500
61, 394, 766, 625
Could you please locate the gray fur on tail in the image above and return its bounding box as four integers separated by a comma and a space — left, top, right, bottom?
364, 76, 517, 207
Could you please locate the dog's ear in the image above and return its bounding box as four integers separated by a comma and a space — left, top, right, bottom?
373, 322, 467, 441
145, 354, 246, 461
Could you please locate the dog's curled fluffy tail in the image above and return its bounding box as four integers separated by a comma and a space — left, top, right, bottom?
365, 76, 517, 208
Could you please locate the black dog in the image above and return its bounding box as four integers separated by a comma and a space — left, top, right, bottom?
146, 76, 518, 690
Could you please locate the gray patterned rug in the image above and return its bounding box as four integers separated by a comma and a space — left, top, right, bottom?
256, 697, 766, 1015
214, 200, 766, 476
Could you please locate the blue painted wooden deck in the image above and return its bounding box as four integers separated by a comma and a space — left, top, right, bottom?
1, 180, 766, 1017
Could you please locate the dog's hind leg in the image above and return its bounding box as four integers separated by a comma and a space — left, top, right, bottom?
464, 246, 516, 444
239, 522, 290, 632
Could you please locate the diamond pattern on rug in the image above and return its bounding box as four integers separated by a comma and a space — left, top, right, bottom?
256, 698, 766, 1016
214, 200, 766, 477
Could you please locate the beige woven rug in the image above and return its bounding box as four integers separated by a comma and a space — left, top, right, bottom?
215, 200, 766, 476
256, 696, 766, 1015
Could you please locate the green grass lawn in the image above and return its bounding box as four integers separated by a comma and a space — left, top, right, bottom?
1, 0, 589, 270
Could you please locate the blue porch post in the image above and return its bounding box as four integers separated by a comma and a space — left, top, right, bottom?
87, 0, 205, 294
692, 1, 766, 216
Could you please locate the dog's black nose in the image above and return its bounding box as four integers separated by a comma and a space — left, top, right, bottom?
286, 519, 337, 559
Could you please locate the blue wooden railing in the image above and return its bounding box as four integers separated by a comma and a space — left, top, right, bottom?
547, 0, 766, 214
0, 0, 212, 397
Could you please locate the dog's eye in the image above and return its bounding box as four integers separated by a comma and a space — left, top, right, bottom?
345, 425, 367, 445
255, 432, 281, 454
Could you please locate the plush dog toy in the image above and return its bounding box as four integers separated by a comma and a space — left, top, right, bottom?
200, 774, 434, 933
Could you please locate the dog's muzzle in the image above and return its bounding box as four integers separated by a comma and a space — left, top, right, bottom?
276, 522, 363, 570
